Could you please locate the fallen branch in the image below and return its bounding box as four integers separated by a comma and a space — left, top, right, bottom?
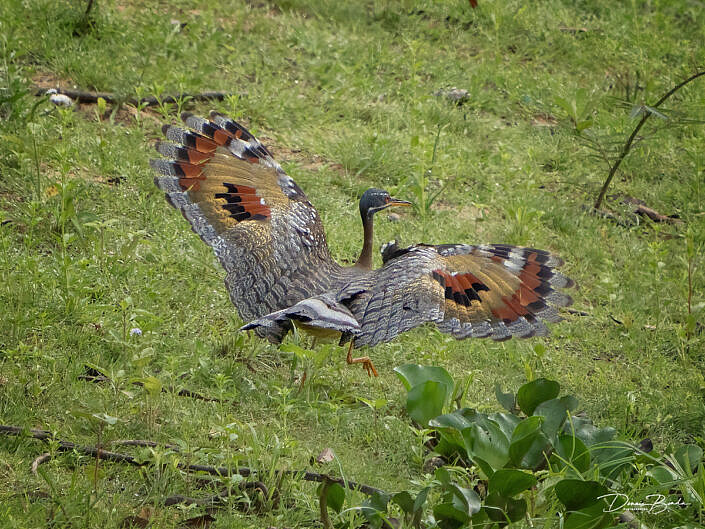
111, 439, 181, 451
0, 425, 385, 497
164, 493, 228, 507
34, 86, 238, 107
173, 387, 226, 403
164, 481, 268, 510
619, 195, 683, 224
565, 308, 590, 317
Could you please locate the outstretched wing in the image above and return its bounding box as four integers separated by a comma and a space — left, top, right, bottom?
150, 112, 341, 322
337, 243, 575, 347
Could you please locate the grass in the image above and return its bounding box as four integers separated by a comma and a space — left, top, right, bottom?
0, 0, 704, 526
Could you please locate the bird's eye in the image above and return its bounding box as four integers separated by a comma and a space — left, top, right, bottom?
384, 195, 391, 203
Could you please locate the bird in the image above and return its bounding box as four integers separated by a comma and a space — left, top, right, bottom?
150, 112, 575, 376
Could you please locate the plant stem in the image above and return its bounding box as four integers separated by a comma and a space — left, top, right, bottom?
84, 0, 94, 19
687, 248, 693, 342
94, 425, 102, 491
319, 479, 332, 529
32, 135, 41, 202
594, 69, 705, 209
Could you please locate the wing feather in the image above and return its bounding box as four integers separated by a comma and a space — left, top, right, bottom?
338, 243, 575, 347
151, 113, 343, 323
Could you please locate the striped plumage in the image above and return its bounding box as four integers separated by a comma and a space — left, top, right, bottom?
151, 113, 575, 375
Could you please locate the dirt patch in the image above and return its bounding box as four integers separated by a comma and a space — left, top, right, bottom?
32, 71, 75, 92
73, 101, 164, 129
433, 200, 489, 222
531, 113, 558, 127
266, 143, 346, 175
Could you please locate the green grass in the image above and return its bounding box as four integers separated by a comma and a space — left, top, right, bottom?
0, 0, 704, 527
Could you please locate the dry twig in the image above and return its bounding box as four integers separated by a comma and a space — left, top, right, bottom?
111, 439, 181, 451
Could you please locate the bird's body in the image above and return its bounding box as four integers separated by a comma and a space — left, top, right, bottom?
151, 113, 575, 374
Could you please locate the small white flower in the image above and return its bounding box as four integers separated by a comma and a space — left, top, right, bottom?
129, 328, 142, 337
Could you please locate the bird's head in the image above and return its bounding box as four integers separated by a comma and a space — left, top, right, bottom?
359, 188, 411, 219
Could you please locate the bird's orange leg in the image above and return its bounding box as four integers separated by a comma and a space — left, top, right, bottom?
346, 340, 378, 377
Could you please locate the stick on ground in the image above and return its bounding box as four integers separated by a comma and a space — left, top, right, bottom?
0, 424, 385, 497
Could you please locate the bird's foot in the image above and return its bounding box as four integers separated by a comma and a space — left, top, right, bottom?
346, 343, 379, 377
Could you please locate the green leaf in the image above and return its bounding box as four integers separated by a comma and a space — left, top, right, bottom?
554, 434, 591, 473
560, 395, 579, 412
567, 417, 616, 446
629, 105, 645, 119
413, 486, 430, 513
494, 384, 516, 412
433, 502, 468, 524
533, 343, 546, 357
394, 364, 454, 394
576, 119, 593, 132
462, 419, 510, 471
391, 491, 414, 514
488, 469, 537, 497
407, 380, 449, 426
450, 484, 481, 516
91, 412, 120, 425
484, 491, 528, 523
674, 444, 703, 472
516, 378, 560, 415
647, 465, 677, 485
434, 431, 465, 457
509, 416, 550, 469
431, 409, 480, 455
361, 491, 391, 521
279, 343, 312, 359
588, 440, 634, 480
644, 105, 668, 120
488, 412, 522, 441
70, 409, 95, 421
533, 398, 569, 439
357, 396, 387, 411
564, 500, 612, 529
472, 457, 496, 479
554, 479, 607, 511
555, 96, 575, 119
323, 482, 345, 513
430, 408, 478, 431
70, 410, 120, 426
141, 376, 162, 396
436, 482, 482, 525
435, 466, 451, 486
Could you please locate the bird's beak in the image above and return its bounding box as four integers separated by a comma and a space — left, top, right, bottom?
387, 198, 412, 209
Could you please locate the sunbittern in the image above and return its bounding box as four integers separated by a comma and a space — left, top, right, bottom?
151, 113, 575, 376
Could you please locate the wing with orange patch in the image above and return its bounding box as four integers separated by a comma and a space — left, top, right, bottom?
337, 243, 574, 347
151, 112, 341, 323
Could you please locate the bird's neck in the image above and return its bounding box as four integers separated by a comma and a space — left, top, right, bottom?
354, 214, 374, 270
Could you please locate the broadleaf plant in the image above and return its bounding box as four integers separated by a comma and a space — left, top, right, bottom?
352, 365, 705, 528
